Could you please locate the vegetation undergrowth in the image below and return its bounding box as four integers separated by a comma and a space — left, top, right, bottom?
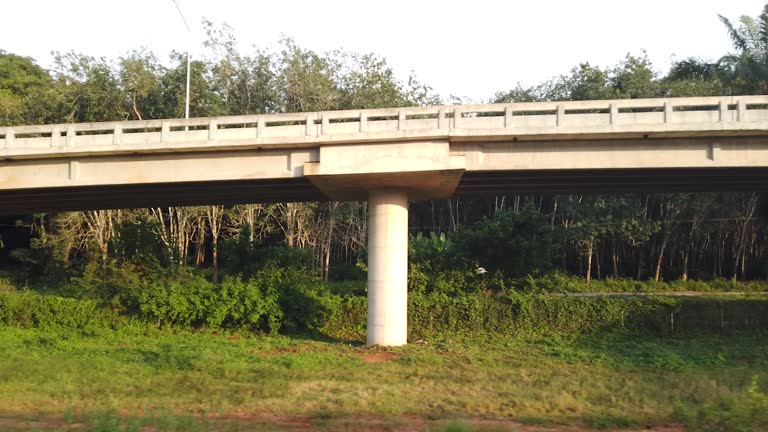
3, 270, 768, 341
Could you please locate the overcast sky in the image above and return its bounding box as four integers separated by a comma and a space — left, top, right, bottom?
2, 0, 766, 102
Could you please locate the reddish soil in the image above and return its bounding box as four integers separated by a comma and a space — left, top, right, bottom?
357, 351, 400, 363
0, 414, 685, 431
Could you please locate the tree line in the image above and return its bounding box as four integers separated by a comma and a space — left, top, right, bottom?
2, 8, 768, 286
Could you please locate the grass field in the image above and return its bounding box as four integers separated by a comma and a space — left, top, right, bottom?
1, 325, 767, 431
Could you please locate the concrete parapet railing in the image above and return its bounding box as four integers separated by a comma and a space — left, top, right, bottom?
2, 96, 768, 159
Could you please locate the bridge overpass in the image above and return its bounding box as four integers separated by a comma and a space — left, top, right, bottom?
3, 95, 768, 345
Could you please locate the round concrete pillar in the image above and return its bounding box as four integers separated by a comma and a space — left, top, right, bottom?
367, 189, 409, 346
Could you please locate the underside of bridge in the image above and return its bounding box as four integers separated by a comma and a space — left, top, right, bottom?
3, 166, 768, 216
456, 167, 768, 195
6, 167, 768, 347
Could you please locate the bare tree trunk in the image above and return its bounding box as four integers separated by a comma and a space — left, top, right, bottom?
586, 239, 593, 285
561, 220, 569, 270
741, 252, 747, 280
655, 235, 667, 282
207, 206, 224, 283
272, 203, 304, 248
322, 203, 337, 282
131, 95, 143, 120
447, 200, 457, 232
194, 216, 206, 268
84, 210, 115, 266
248, 211, 256, 243
494, 196, 505, 216
550, 197, 558, 231
733, 194, 758, 282
595, 244, 601, 281
715, 223, 722, 278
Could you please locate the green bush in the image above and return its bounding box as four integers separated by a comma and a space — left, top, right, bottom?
510, 272, 768, 294
0, 291, 138, 334
206, 277, 269, 330
0, 275, 15, 292
317, 289, 768, 341
219, 227, 316, 280
137, 270, 213, 327
3, 269, 768, 342
452, 205, 553, 277
317, 294, 367, 340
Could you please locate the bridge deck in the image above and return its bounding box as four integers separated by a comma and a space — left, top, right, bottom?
2, 96, 768, 214
2, 96, 767, 160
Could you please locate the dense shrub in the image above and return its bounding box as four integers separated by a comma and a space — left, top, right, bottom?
219, 228, 315, 280
316, 290, 768, 340
509, 272, 768, 294
137, 269, 214, 327
0, 291, 140, 334
316, 294, 367, 340
452, 206, 553, 277
2, 267, 768, 342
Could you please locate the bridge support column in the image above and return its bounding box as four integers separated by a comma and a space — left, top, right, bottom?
367, 189, 409, 346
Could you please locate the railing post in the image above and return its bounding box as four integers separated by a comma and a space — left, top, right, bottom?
321, 115, 329, 135
4, 129, 14, 148
359, 112, 367, 132
208, 119, 217, 140
454, 108, 462, 128
719, 99, 728, 122
113, 124, 122, 145
161, 121, 170, 143
556, 105, 565, 126
257, 117, 265, 138
66, 126, 76, 147
664, 102, 673, 123
504, 107, 513, 128
398, 110, 406, 131
305, 115, 314, 136
438, 109, 446, 129
50, 127, 60, 148
609, 103, 618, 126
737, 100, 747, 122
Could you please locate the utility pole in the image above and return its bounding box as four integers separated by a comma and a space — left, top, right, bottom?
172, 0, 191, 121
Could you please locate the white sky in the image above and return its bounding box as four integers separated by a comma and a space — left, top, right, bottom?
2, 0, 766, 102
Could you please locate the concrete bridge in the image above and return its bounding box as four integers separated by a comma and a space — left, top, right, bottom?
3, 95, 768, 345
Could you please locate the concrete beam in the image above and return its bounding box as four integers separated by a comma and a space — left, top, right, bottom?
303, 140, 466, 200
0, 149, 316, 190
304, 168, 464, 201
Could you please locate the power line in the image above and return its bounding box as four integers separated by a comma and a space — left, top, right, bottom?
171, 0, 190, 32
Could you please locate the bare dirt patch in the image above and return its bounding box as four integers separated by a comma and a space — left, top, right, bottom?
0, 414, 685, 432
357, 351, 399, 363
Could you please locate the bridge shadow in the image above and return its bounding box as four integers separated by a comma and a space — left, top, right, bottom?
282, 331, 365, 346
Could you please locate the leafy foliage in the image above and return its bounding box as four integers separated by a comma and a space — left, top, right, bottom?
453, 205, 553, 277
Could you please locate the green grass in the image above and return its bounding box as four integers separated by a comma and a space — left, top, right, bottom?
0, 326, 767, 430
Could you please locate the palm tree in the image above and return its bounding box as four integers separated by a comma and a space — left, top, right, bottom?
718, 5, 768, 93
667, 4, 768, 95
